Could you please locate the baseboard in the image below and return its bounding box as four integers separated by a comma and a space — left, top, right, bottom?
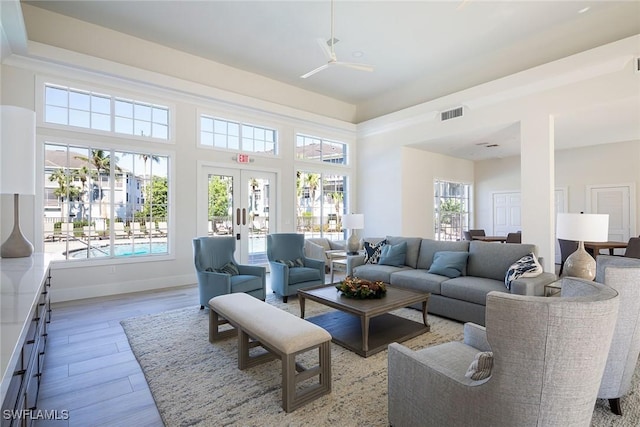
51, 274, 196, 303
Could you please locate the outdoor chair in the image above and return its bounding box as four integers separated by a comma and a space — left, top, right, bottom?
388, 278, 619, 427
594, 255, 640, 415
192, 236, 266, 309
267, 233, 325, 302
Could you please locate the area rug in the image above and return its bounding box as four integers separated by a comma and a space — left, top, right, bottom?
121, 295, 639, 427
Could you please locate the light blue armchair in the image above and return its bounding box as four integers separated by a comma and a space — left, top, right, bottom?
267, 233, 325, 302
193, 236, 266, 309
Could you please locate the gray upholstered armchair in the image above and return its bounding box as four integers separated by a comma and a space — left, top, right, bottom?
594, 255, 640, 415
388, 278, 620, 427
193, 236, 266, 309
267, 233, 325, 302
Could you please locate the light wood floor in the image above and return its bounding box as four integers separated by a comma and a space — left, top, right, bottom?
34, 272, 343, 427
35, 284, 201, 427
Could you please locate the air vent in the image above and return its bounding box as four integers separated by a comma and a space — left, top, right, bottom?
441, 106, 463, 121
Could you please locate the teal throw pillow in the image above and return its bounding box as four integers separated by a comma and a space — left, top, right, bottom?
378, 242, 407, 267
276, 258, 305, 268
428, 251, 469, 278
217, 262, 239, 276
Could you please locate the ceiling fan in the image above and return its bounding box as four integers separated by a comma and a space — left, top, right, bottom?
300, 0, 374, 79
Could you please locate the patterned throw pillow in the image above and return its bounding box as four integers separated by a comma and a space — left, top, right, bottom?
465, 351, 494, 381
364, 239, 387, 264
504, 252, 543, 290
217, 262, 239, 276
276, 258, 305, 268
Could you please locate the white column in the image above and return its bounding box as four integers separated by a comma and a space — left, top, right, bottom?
520, 114, 555, 273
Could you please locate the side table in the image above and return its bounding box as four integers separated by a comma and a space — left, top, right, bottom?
544, 280, 562, 297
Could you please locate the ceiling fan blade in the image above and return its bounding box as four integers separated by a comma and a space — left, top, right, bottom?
300, 63, 331, 79
335, 61, 374, 73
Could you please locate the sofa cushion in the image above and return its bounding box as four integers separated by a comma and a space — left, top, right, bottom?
390, 269, 449, 295
386, 236, 423, 268
466, 241, 537, 281
441, 276, 508, 305
428, 251, 469, 278
352, 264, 410, 283
379, 242, 407, 267
417, 239, 470, 270
364, 239, 387, 264
504, 252, 543, 290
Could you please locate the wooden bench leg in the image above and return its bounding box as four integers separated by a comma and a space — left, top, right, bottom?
208, 308, 236, 342
238, 329, 276, 370
282, 340, 332, 413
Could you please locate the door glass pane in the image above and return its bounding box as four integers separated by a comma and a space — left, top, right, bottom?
247, 176, 269, 265
208, 174, 233, 236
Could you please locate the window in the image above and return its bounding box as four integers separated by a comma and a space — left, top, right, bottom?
200, 115, 277, 154
296, 170, 347, 240
44, 143, 170, 261
296, 134, 347, 165
434, 180, 470, 241
44, 83, 170, 140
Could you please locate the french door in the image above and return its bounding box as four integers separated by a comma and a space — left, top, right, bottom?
199, 166, 276, 266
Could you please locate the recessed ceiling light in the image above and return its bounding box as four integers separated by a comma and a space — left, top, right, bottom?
578, 6, 590, 14
352, 51, 364, 58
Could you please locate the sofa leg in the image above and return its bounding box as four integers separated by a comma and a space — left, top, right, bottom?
200, 305, 204, 310
609, 398, 622, 415
283, 296, 288, 303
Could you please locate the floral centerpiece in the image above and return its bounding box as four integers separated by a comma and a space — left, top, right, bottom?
336, 276, 387, 299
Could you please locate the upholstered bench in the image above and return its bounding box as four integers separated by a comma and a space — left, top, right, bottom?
208, 293, 332, 412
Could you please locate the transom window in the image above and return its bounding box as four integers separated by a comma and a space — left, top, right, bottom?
200, 115, 277, 155
44, 83, 170, 140
296, 134, 347, 165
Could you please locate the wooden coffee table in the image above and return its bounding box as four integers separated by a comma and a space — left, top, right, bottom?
298, 285, 430, 357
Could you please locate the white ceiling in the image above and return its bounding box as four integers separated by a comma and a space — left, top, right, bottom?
18, 1, 640, 160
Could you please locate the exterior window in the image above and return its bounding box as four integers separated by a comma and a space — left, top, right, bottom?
200, 115, 277, 155
296, 170, 347, 240
296, 134, 347, 165
44, 143, 170, 261
44, 83, 170, 140
434, 180, 470, 241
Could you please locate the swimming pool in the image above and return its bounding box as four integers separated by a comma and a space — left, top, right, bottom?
67, 242, 168, 259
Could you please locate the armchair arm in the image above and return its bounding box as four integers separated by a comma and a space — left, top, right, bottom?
509, 272, 556, 296
268, 261, 289, 295
304, 241, 325, 262
463, 323, 490, 352
237, 264, 265, 278
346, 254, 366, 276
196, 270, 232, 298
304, 257, 325, 276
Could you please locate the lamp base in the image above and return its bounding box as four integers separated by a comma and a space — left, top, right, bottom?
347, 230, 360, 255
562, 241, 596, 281
1, 194, 34, 258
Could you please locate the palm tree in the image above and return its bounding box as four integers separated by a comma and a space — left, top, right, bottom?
75, 150, 115, 217
49, 169, 81, 220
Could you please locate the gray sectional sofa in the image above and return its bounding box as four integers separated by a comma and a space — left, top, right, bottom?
346, 236, 557, 325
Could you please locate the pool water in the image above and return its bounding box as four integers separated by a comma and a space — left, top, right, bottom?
68, 242, 168, 258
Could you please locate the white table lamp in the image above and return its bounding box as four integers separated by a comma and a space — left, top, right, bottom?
342, 213, 364, 255
556, 213, 609, 280
1, 106, 36, 258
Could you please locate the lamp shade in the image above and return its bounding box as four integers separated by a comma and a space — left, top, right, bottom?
1, 106, 36, 195
556, 213, 609, 242
342, 213, 364, 229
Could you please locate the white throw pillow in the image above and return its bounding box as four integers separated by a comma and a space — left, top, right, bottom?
465, 351, 494, 381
